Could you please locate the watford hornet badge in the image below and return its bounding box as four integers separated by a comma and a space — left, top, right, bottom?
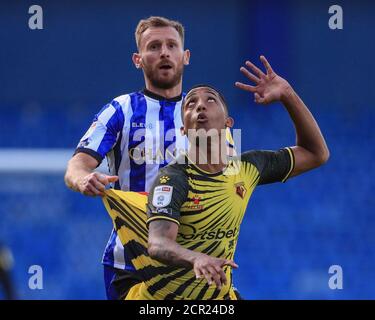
235, 182, 247, 199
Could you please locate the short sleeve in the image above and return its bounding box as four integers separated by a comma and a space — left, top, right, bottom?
146, 166, 189, 227
241, 147, 295, 185
74, 101, 125, 164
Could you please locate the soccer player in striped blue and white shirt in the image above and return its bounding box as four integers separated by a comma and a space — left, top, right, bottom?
64, 16, 191, 299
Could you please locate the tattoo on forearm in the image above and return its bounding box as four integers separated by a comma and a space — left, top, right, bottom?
149, 220, 194, 268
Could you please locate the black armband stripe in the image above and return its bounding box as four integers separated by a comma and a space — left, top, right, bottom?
74, 147, 103, 165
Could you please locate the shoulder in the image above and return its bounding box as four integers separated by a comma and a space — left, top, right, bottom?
234, 150, 264, 168
158, 161, 189, 183
111, 93, 132, 108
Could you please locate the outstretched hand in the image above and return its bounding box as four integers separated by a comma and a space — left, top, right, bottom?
78, 172, 119, 197
235, 55, 291, 105
193, 254, 238, 290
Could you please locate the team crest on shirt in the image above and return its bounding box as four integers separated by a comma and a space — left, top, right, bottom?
152, 186, 173, 208
235, 182, 247, 199
159, 176, 170, 184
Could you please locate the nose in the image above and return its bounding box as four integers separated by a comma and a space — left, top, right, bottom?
196, 101, 206, 112
160, 44, 170, 58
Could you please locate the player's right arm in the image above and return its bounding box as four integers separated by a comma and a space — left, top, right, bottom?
64, 100, 124, 196
64, 153, 118, 197
146, 168, 237, 289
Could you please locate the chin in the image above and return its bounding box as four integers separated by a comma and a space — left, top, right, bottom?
153, 77, 180, 90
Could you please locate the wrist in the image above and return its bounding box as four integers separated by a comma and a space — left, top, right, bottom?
73, 175, 85, 192
189, 251, 203, 266
280, 83, 295, 104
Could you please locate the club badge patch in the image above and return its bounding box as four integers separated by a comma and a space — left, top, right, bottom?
152, 185, 173, 208
159, 176, 170, 184
235, 182, 247, 199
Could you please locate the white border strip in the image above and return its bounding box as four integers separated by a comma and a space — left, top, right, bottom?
0, 149, 74, 173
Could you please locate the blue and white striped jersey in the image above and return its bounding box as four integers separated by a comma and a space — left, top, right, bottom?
75, 89, 187, 270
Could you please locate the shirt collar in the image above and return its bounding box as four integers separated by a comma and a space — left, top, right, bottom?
142, 88, 183, 102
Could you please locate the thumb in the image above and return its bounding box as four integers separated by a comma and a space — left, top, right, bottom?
254, 92, 267, 104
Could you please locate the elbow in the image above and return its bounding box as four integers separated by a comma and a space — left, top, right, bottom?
64, 171, 70, 188
147, 240, 160, 260
64, 164, 73, 189
315, 146, 330, 166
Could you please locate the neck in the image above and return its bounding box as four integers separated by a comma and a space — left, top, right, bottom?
187, 135, 228, 173
145, 79, 182, 99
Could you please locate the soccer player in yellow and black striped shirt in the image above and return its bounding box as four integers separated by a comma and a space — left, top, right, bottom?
103, 55, 329, 300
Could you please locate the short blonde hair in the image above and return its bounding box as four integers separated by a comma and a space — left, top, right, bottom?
135, 16, 185, 49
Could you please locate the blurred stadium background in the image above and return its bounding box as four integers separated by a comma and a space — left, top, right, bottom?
0, 0, 374, 299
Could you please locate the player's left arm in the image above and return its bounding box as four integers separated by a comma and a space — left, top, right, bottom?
235, 55, 330, 177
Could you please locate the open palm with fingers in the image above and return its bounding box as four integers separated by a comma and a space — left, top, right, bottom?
235, 55, 291, 105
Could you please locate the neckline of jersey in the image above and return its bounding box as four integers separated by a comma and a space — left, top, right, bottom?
185, 155, 233, 177
142, 88, 183, 102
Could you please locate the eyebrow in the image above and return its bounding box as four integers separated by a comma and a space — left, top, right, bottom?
146, 37, 180, 45
185, 89, 219, 101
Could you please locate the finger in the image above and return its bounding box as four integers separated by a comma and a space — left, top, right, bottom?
96, 174, 110, 185
81, 188, 95, 197
194, 267, 203, 280
90, 184, 105, 197
254, 93, 267, 104
207, 266, 222, 289
202, 269, 213, 286
107, 175, 119, 183
223, 260, 239, 269
87, 174, 104, 190
235, 81, 256, 93
254, 92, 261, 103
219, 269, 227, 286
245, 60, 265, 78
213, 265, 227, 287
86, 184, 104, 197
240, 66, 260, 84
92, 179, 106, 192
260, 55, 273, 75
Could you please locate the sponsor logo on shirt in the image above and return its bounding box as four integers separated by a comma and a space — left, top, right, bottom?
132, 122, 153, 129
179, 227, 238, 241
184, 195, 204, 211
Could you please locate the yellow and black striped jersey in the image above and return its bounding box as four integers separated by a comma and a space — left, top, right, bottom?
102, 147, 294, 300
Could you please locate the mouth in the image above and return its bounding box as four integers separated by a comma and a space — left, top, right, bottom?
159, 63, 173, 70
196, 113, 208, 123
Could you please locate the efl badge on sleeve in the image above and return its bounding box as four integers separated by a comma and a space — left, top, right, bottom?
152, 186, 173, 208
